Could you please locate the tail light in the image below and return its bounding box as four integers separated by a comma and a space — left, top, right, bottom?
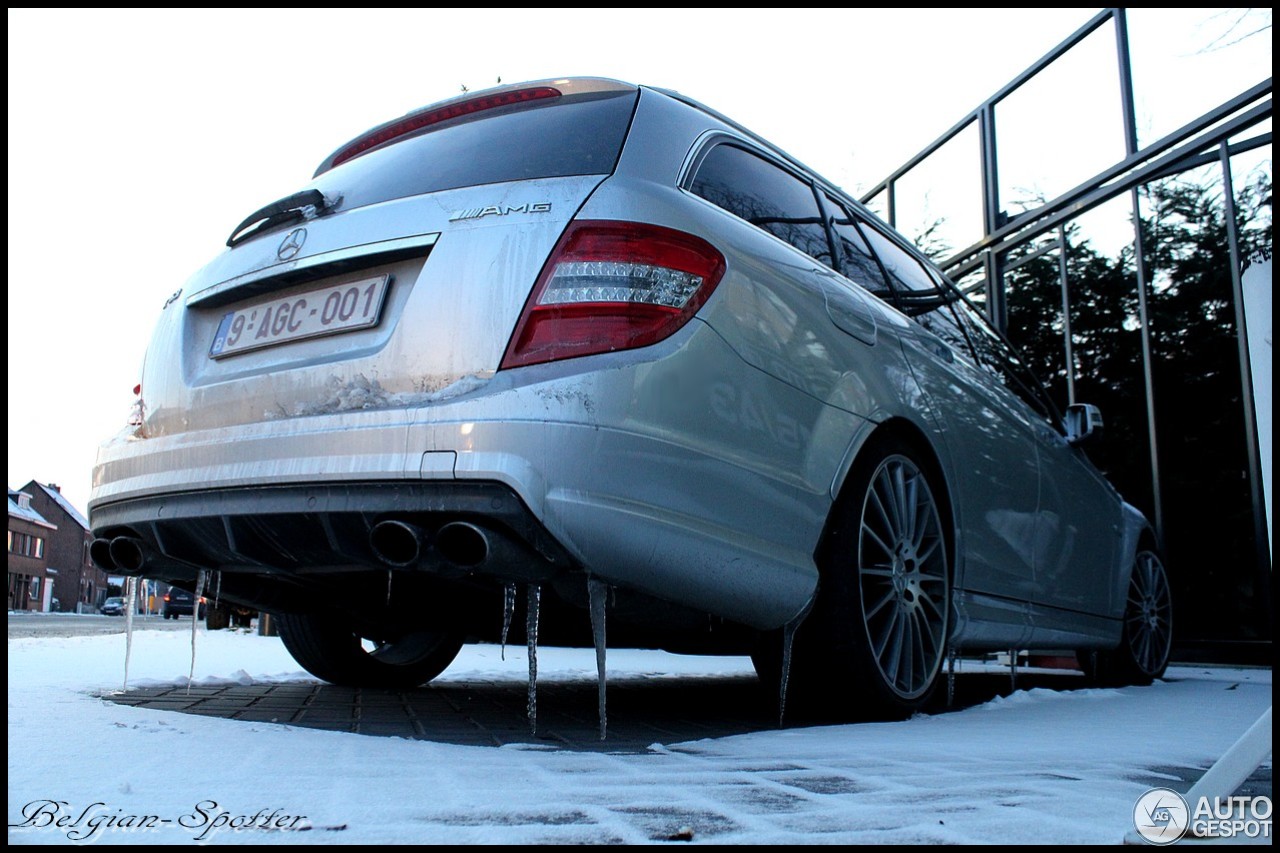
500, 221, 726, 370
163, 594, 171, 603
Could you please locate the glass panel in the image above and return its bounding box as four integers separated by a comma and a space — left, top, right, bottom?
1004, 236, 1072, 413
893, 121, 984, 263
1142, 154, 1271, 641
1061, 195, 1155, 517
995, 22, 1126, 214
1127, 8, 1273, 151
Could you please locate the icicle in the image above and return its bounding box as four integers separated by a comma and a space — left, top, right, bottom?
777, 598, 814, 727
187, 570, 207, 695
946, 643, 957, 708
122, 577, 138, 690
213, 571, 222, 609
1009, 648, 1018, 693
526, 583, 540, 736
385, 569, 393, 606
500, 583, 516, 661
587, 578, 608, 741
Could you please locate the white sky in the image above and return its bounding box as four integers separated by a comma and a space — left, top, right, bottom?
6, 8, 1270, 516
6, 628, 1273, 843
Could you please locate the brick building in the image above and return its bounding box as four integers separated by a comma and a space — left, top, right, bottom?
22, 481, 108, 612
8, 488, 55, 611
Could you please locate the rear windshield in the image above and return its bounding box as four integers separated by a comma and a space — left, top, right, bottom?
308, 90, 638, 211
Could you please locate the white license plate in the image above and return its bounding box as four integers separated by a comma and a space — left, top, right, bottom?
209, 274, 390, 359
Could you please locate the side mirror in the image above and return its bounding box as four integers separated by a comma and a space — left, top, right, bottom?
1065, 403, 1104, 446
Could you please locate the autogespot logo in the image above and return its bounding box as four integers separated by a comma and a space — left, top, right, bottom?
1134, 788, 1190, 845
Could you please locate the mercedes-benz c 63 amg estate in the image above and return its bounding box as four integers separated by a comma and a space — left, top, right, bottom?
89, 78, 1172, 717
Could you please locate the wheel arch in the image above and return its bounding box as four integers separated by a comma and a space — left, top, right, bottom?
820, 417, 958, 586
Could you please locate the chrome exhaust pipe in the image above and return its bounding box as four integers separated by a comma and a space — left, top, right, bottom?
108, 536, 149, 575
89, 538, 117, 571
369, 520, 427, 568
435, 521, 490, 569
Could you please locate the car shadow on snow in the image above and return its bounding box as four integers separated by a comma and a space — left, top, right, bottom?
105, 665, 1095, 753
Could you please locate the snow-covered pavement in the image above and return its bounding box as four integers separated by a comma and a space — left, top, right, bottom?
7, 626, 1271, 845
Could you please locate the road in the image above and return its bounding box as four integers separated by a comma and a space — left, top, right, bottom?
7, 611, 196, 639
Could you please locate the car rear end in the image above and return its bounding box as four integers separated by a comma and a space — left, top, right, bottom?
89, 78, 826, 639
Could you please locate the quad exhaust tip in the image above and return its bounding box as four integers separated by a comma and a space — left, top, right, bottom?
89, 538, 116, 571
435, 521, 490, 569
106, 536, 148, 574
369, 520, 428, 568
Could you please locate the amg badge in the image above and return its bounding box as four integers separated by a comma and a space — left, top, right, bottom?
450, 202, 553, 221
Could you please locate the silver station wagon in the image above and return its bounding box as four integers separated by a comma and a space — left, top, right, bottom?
89, 77, 1172, 717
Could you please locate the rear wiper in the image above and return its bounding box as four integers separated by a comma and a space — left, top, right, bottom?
226, 189, 337, 248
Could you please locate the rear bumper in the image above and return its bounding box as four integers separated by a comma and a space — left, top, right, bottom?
91, 325, 841, 629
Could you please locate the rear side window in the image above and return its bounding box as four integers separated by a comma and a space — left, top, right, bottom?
822, 194, 891, 298
689, 144, 832, 266
307, 91, 638, 211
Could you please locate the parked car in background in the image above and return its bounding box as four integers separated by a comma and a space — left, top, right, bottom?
100, 596, 126, 616
88, 78, 1171, 717
161, 588, 206, 620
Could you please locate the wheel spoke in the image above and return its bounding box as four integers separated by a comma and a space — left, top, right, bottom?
890, 465, 909, 540
899, 612, 914, 691
873, 606, 901, 660
865, 585, 898, 620
861, 522, 895, 561
868, 487, 897, 546
913, 607, 938, 658
903, 471, 919, 547
916, 537, 942, 565
888, 610, 907, 688
875, 474, 903, 541
917, 589, 944, 620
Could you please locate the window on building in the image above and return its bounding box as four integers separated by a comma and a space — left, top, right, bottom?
8, 532, 45, 557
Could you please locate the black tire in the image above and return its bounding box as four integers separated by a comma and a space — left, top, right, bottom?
808, 435, 951, 718
276, 611, 465, 689
1079, 548, 1172, 686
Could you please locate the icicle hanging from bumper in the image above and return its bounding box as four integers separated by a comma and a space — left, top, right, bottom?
500, 583, 516, 661
525, 583, 541, 736
122, 576, 138, 691
587, 578, 609, 741
186, 570, 207, 695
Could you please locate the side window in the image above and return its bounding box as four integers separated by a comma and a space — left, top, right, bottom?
689, 144, 833, 267
859, 224, 971, 354
821, 194, 891, 298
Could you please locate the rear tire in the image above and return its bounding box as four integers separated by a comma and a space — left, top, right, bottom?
808, 436, 951, 718
276, 611, 464, 689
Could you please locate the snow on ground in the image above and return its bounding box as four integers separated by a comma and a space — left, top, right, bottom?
7, 626, 1271, 845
